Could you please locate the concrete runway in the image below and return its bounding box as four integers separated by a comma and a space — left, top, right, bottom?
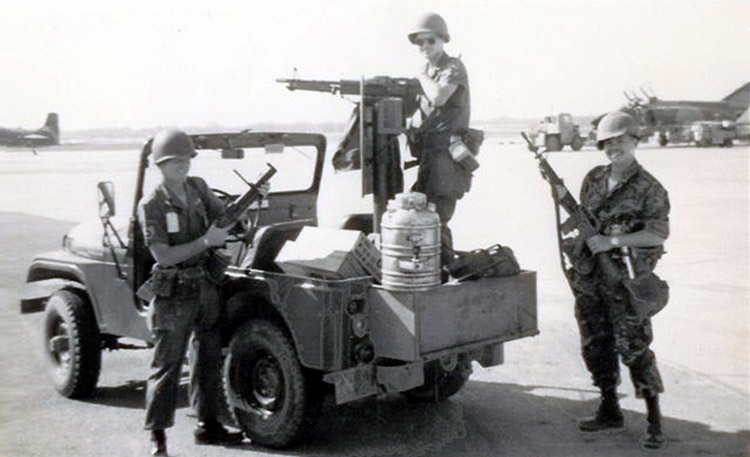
0, 139, 747, 456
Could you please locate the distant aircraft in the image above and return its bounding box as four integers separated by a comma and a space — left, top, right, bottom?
0, 113, 60, 149
594, 83, 750, 145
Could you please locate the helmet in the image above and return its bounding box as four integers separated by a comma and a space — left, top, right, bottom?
596, 111, 640, 149
152, 129, 197, 164
408, 13, 450, 44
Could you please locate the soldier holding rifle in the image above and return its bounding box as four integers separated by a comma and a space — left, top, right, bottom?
553, 111, 670, 450
138, 129, 270, 456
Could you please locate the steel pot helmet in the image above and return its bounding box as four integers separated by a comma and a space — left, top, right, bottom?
152, 129, 197, 164
596, 111, 640, 150
408, 13, 450, 44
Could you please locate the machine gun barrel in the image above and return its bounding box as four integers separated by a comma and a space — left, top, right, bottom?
216, 163, 277, 229
276, 77, 420, 100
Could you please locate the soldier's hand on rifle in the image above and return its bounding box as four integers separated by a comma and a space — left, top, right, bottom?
204, 223, 232, 247
258, 182, 271, 199
586, 234, 616, 255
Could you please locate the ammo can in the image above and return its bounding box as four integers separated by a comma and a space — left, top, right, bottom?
380, 192, 441, 291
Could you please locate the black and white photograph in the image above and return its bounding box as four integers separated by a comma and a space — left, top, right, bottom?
0, 1, 748, 456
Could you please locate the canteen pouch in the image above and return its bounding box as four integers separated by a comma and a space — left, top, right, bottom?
150, 267, 177, 298
624, 272, 669, 318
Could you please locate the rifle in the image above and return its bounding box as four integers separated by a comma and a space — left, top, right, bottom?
523, 132, 668, 316
521, 132, 621, 285
136, 163, 277, 302
216, 163, 276, 228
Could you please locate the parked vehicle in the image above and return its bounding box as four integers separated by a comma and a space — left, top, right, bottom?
691, 120, 736, 147
21, 131, 538, 448
531, 113, 584, 151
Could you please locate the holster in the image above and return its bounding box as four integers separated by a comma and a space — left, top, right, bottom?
462, 128, 485, 155
623, 272, 669, 318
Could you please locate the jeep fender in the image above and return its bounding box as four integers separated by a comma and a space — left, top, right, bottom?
22, 257, 91, 314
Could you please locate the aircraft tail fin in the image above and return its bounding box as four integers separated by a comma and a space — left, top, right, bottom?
722, 82, 750, 108
42, 113, 60, 143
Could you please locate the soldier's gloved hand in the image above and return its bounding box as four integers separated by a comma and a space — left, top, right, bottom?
204, 223, 232, 247
586, 234, 615, 255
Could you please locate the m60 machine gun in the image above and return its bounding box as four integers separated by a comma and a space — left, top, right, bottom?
276, 77, 420, 103
277, 76, 421, 232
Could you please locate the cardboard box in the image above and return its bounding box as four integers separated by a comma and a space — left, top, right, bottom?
275, 227, 381, 280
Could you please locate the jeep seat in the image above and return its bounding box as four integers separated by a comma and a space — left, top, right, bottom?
240, 219, 315, 272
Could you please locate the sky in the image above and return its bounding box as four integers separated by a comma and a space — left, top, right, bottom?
0, 0, 748, 131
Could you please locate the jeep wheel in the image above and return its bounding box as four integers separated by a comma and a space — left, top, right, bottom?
223, 319, 320, 448
403, 355, 472, 402
571, 134, 584, 151
43, 289, 101, 398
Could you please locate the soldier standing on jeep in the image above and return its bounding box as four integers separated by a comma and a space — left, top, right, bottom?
407, 12, 472, 268
137, 129, 241, 456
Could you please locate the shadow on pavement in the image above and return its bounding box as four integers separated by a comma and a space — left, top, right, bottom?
66, 373, 750, 456
82, 380, 188, 411
242, 380, 749, 457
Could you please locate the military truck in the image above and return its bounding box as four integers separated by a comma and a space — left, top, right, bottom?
532, 113, 584, 152
21, 131, 538, 448
690, 120, 736, 147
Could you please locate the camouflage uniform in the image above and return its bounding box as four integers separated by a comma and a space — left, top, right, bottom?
410, 52, 471, 263
138, 176, 225, 431
573, 160, 670, 398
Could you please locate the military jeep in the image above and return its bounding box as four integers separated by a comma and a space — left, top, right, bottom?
21, 131, 538, 448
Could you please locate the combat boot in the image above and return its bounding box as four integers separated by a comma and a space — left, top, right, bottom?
578, 388, 625, 433
149, 429, 167, 456
640, 395, 667, 451
194, 420, 243, 445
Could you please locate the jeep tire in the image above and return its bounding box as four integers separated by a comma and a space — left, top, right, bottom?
223, 319, 321, 448
43, 289, 101, 398
403, 355, 472, 402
